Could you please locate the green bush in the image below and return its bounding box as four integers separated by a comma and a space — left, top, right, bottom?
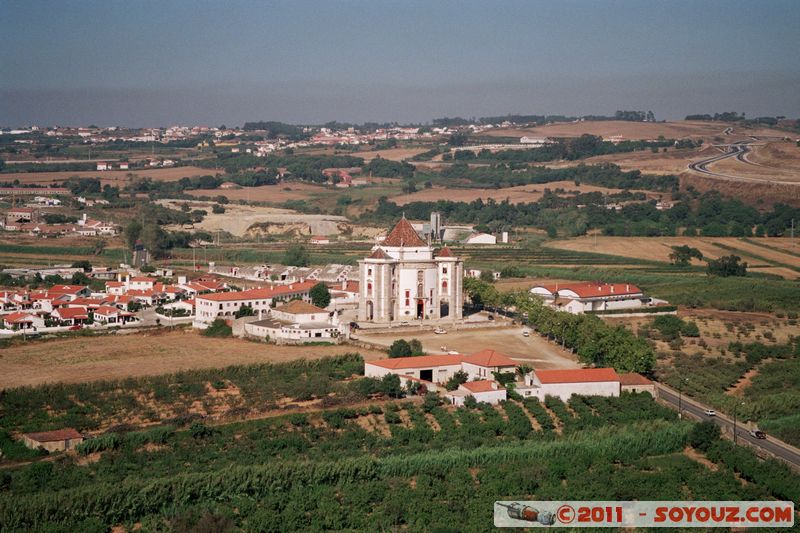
202, 319, 232, 337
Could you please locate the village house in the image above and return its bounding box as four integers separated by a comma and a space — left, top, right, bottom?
530, 282, 654, 314
50, 306, 90, 325
244, 300, 347, 342
445, 380, 507, 406
1, 311, 45, 330
193, 280, 316, 326
461, 349, 518, 380
22, 428, 84, 452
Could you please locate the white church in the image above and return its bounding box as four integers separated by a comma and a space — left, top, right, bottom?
358, 217, 464, 324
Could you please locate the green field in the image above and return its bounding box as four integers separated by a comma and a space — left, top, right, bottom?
1, 356, 798, 531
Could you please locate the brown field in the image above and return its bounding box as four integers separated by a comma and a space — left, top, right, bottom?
547, 236, 800, 279
186, 182, 328, 202
482, 120, 788, 141
391, 181, 660, 206
707, 143, 800, 184
0, 166, 219, 186
559, 145, 715, 175
356, 147, 429, 162
0, 329, 386, 389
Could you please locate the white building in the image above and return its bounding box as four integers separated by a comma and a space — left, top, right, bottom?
463, 232, 497, 245
530, 282, 649, 314
358, 217, 463, 323
244, 300, 347, 342
365, 354, 465, 384
517, 368, 620, 401
194, 281, 316, 326
460, 349, 517, 381
445, 380, 507, 406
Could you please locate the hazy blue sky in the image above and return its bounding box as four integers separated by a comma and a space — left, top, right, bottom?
2, 0, 798, 127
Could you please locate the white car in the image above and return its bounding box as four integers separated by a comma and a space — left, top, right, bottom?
703, 409, 716, 417
522, 330, 531, 337
434, 327, 447, 335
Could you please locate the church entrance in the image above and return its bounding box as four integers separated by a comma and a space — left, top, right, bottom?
366, 301, 374, 321
440, 301, 449, 318
416, 299, 424, 319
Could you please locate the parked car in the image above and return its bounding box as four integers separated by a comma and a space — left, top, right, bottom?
487, 314, 494, 321
703, 409, 716, 416
68, 325, 82, 331
433, 327, 447, 335
750, 429, 767, 439
522, 330, 531, 337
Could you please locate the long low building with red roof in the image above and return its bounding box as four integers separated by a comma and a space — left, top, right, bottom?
194, 280, 317, 326
530, 281, 655, 314
520, 367, 621, 401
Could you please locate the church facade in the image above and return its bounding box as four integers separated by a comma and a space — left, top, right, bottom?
357, 217, 464, 324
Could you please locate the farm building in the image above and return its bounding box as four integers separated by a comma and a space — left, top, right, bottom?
365, 354, 465, 384
530, 282, 652, 314
21, 428, 83, 452
461, 349, 517, 380
619, 372, 656, 395
445, 380, 507, 406
518, 368, 620, 401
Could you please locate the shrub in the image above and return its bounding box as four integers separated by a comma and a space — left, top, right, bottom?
203, 319, 232, 337
689, 421, 721, 452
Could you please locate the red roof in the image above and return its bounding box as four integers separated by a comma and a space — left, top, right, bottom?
3, 311, 37, 323
369, 354, 463, 370
23, 428, 82, 442
105, 281, 125, 288
47, 285, 88, 296
437, 246, 455, 258
618, 372, 653, 386
535, 368, 620, 384
130, 276, 156, 282
462, 349, 517, 368
368, 247, 390, 259
536, 282, 642, 299
197, 281, 316, 302
54, 306, 89, 319
94, 306, 119, 315
383, 217, 426, 247
462, 380, 502, 393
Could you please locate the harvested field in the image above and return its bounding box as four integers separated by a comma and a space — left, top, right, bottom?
158, 200, 351, 237
707, 144, 800, 183
547, 236, 799, 278
0, 329, 386, 389
356, 147, 429, 162
186, 182, 328, 203
391, 181, 658, 206
0, 166, 219, 186
482, 120, 787, 141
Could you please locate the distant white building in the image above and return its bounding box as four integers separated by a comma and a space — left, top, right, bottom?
530, 282, 651, 314
193, 281, 316, 326
463, 232, 496, 245
244, 299, 347, 342
445, 380, 507, 406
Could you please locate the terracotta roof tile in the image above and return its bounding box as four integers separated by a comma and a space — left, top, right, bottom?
276, 300, 327, 314
23, 428, 82, 442
535, 368, 620, 384
197, 281, 316, 302
462, 349, 517, 368
618, 372, 653, 386
368, 247, 390, 259
437, 246, 455, 257
462, 380, 502, 393
368, 354, 463, 370
383, 217, 426, 247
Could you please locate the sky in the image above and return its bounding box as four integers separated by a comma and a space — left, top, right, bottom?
1, 0, 799, 127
